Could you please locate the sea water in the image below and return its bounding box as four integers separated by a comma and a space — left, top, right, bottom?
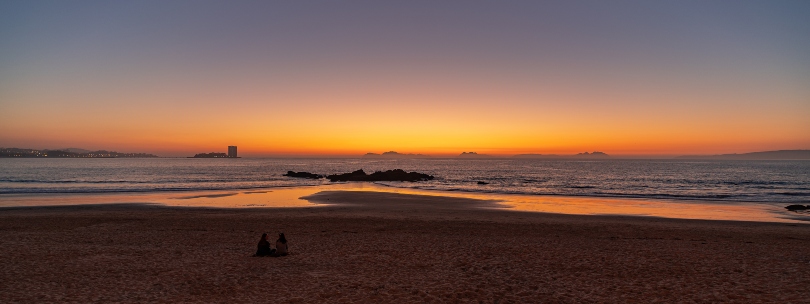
1, 158, 808, 205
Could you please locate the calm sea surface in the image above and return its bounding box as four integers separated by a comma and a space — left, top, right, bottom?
0, 158, 808, 204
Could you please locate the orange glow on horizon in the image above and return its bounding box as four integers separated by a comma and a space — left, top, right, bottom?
2, 59, 808, 157
2, 103, 808, 158
3, 50, 808, 157
2, 2, 809, 158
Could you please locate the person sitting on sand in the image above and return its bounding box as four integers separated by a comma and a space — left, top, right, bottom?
255, 233, 275, 257
274, 233, 288, 256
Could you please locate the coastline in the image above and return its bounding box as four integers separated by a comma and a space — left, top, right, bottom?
1, 183, 805, 224
1, 193, 809, 302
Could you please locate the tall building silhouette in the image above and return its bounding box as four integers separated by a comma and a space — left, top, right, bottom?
228, 146, 237, 158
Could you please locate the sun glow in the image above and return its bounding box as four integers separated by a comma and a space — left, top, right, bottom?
1, 2, 808, 157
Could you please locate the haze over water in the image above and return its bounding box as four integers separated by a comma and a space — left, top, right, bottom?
2, 158, 807, 205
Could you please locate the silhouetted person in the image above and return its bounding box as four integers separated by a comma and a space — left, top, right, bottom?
255, 233, 275, 257
274, 233, 288, 256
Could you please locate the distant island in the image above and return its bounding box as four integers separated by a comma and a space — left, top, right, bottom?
190, 146, 239, 158
0, 147, 157, 158
363, 151, 431, 158
676, 150, 810, 160
458, 152, 491, 158
191, 152, 230, 158
575, 151, 609, 157
513, 151, 610, 159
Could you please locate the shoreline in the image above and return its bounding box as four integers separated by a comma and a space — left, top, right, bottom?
3, 179, 805, 205
0, 183, 806, 224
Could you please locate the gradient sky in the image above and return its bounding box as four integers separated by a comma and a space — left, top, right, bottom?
1, 1, 809, 157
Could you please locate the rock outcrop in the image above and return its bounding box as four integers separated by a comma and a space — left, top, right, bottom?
326, 169, 434, 182
283, 171, 324, 179
785, 204, 810, 212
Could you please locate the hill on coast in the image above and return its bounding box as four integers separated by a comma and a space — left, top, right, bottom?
1, 147, 158, 158
676, 150, 810, 160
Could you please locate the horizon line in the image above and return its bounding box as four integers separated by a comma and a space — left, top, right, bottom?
4, 147, 809, 159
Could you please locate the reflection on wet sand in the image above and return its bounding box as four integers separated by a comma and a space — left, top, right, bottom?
0, 183, 805, 223
172, 193, 239, 200
297, 184, 802, 223
159, 187, 320, 208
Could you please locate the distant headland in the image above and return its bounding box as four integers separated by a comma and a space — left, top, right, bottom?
0, 147, 157, 158
676, 150, 810, 160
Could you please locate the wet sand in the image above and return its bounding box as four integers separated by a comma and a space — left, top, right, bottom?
1, 191, 809, 302
2, 183, 801, 223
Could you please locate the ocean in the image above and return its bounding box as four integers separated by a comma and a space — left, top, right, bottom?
1, 158, 808, 204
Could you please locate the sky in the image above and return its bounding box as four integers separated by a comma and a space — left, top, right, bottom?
1, 0, 809, 157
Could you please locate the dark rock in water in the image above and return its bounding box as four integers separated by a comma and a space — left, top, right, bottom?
326, 169, 368, 181
785, 204, 810, 211
283, 171, 323, 179
477, 181, 489, 185
326, 169, 434, 182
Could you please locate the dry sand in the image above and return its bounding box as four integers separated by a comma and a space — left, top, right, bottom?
1, 191, 809, 303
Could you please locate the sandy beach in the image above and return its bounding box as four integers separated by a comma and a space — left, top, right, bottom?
1, 190, 809, 303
